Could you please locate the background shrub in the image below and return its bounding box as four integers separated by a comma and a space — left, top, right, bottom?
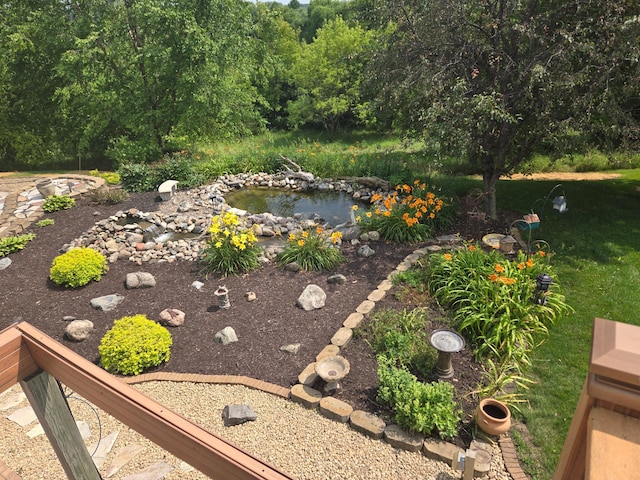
42, 194, 76, 213
89, 186, 130, 205
117, 162, 156, 192
99, 315, 172, 375
49, 247, 107, 288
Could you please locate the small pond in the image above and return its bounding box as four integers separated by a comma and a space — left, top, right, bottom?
225, 187, 369, 226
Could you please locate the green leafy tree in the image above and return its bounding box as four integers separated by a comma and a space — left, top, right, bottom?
367, 0, 640, 218
300, 0, 347, 43
288, 16, 376, 133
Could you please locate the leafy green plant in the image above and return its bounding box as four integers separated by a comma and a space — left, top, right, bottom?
49, 247, 108, 288
36, 218, 55, 227
42, 194, 75, 213
153, 151, 206, 189
0, 233, 36, 257
117, 162, 156, 192
200, 211, 262, 275
427, 245, 573, 370
360, 308, 436, 377
355, 181, 447, 243
377, 355, 461, 439
89, 169, 121, 185
276, 227, 344, 271
89, 186, 130, 205
99, 315, 172, 375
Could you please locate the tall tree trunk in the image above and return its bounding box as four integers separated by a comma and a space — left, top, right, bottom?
483, 171, 500, 220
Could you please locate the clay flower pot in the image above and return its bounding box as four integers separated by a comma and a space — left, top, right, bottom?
35, 178, 56, 198
476, 398, 511, 436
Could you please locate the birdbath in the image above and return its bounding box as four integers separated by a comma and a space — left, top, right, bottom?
429, 329, 465, 379
315, 355, 350, 395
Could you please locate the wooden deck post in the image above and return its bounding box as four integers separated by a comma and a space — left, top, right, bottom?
20, 370, 101, 480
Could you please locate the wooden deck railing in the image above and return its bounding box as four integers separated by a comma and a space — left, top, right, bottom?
0, 322, 294, 480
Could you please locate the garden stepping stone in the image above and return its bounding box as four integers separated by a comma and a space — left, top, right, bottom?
121, 460, 173, 480
0, 391, 26, 411
105, 445, 145, 478
90, 294, 125, 311
7, 405, 37, 426
89, 431, 119, 469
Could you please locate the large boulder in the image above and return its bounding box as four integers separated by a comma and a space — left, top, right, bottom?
296, 284, 326, 311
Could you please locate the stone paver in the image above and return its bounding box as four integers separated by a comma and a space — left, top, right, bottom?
355, 299, 375, 314
342, 312, 364, 329
383, 424, 424, 453
367, 289, 386, 302
315, 344, 340, 361
349, 410, 386, 439
330, 327, 353, 347
319, 397, 353, 423
121, 460, 173, 480
423, 439, 461, 467
297, 363, 318, 386
289, 384, 322, 409
105, 445, 145, 478
7, 406, 37, 426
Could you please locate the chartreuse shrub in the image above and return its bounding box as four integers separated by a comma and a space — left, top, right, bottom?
200, 211, 262, 275
99, 315, 172, 375
42, 194, 75, 213
0, 233, 36, 257
89, 169, 121, 185
36, 218, 55, 227
377, 355, 461, 439
277, 226, 344, 271
49, 247, 107, 288
355, 181, 451, 243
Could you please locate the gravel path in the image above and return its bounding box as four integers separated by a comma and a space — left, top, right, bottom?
0, 381, 510, 480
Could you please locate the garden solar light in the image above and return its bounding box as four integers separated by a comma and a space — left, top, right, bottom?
534, 273, 553, 305
536, 183, 568, 216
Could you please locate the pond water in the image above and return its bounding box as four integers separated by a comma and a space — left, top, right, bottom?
225, 187, 369, 226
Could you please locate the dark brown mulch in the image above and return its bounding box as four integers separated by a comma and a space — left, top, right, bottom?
0, 190, 515, 447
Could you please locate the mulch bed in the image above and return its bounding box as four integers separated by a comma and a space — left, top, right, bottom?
0, 190, 515, 447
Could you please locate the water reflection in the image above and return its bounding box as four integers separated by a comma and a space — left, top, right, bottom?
225, 187, 368, 226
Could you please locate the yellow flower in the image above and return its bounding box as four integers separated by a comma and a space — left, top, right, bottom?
215, 241, 222, 248
366, 211, 372, 218
302, 231, 309, 238
355, 215, 362, 222
352, 205, 359, 211
331, 231, 342, 244
288, 233, 295, 241
444, 253, 452, 261
297, 239, 305, 247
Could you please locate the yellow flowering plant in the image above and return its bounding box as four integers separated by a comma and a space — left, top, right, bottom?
276, 226, 345, 271
200, 211, 262, 275
354, 181, 449, 243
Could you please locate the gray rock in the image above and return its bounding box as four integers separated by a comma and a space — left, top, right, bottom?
215, 326, 238, 345
284, 262, 300, 272
159, 308, 185, 327
65, 320, 94, 342
357, 245, 376, 258
222, 404, 257, 427
280, 343, 301, 354
125, 271, 156, 289
0, 258, 11, 270
90, 294, 125, 311
327, 274, 347, 285
368, 230, 381, 241
296, 284, 326, 311
191, 281, 204, 290
62, 315, 76, 322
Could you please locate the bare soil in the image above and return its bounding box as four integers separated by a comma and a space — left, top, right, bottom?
0, 189, 518, 447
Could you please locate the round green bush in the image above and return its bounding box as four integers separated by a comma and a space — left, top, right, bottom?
99, 315, 172, 376
49, 247, 107, 288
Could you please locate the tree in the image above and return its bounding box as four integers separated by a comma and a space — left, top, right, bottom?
300, 0, 347, 43
367, 0, 640, 218
288, 16, 376, 133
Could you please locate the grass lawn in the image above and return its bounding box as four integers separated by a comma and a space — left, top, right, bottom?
491, 171, 640, 478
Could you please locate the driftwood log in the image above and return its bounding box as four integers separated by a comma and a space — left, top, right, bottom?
279, 155, 315, 182
337, 176, 393, 190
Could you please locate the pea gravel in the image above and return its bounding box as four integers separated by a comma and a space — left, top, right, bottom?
0, 381, 512, 479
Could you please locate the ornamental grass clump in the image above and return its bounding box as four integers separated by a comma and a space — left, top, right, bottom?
200, 211, 262, 275
99, 315, 172, 375
277, 226, 344, 271
355, 181, 448, 243
49, 247, 107, 288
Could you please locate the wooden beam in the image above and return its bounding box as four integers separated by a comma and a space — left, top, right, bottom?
0, 325, 38, 395
15, 322, 293, 480
20, 370, 101, 480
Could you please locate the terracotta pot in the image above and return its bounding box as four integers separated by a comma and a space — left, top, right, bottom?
476, 398, 511, 436
35, 178, 56, 198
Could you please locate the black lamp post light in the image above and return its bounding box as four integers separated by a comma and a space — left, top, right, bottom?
534, 273, 553, 305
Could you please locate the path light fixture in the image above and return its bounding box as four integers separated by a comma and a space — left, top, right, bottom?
534, 273, 553, 305
532, 183, 569, 217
